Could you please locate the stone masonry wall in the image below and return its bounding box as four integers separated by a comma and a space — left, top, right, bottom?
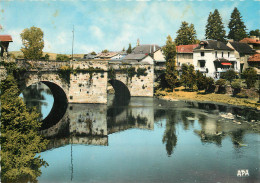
110, 63, 154, 97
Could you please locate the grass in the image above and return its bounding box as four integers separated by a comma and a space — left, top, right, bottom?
156, 86, 260, 109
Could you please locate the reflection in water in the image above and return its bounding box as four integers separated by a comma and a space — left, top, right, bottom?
21, 83, 54, 120
163, 110, 177, 156
20, 86, 260, 182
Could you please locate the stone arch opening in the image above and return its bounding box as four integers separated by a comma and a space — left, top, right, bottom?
21, 81, 68, 130
108, 79, 130, 101
107, 79, 130, 118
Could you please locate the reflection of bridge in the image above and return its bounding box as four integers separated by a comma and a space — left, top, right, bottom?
41, 96, 154, 149
13, 60, 155, 104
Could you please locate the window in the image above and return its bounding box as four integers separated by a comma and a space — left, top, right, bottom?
200, 52, 205, 57
228, 52, 230, 58
222, 52, 224, 58
215, 51, 217, 58
199, 60, 205, 68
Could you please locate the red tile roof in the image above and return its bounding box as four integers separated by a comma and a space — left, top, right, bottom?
239, 38, 260, 44
248, 53, 260, 62
176, 44, 198, 53
0, 35, 13, 42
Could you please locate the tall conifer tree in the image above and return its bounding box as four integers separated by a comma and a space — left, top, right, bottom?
162, 35, 178, 89
205, 9, 226, 42
175, 21, 197, 46
228, 7, 247, 41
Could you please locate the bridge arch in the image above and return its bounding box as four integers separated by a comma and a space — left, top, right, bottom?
21, 80, 68, 130
108, 79, 131, 101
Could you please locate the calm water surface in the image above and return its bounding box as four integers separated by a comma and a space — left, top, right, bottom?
22, 83, 260, 183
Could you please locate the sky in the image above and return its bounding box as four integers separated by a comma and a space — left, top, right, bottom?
0, 0, 259, 54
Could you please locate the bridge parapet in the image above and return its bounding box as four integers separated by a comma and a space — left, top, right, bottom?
71, 60, 108, 71
16, 59, 69, 71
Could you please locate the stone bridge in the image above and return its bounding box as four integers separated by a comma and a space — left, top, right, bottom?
12, 60, 155, 104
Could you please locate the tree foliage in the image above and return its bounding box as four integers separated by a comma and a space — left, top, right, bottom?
20, 26, 44, 60
90, 51, 97, 55
205, 9, 226, 42
222, 69, 238, 83
181, 64, 196, 90
228, 7, 247, 41
56, 54, 70, 61
0, 74, 48, 183
162, 35, 178, 90
102, 49, 109, 53
175, 21, 197, 46
127, 43, 132, 54
243, 67, 257, 88
249, 29, 260, 37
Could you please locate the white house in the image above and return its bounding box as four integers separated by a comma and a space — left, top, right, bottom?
193, 40, 237, 79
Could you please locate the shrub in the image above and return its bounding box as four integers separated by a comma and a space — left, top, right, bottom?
216, 79, 226, 94
222, 69, 238, 83
205, 77, 215, 93
231, 79, 242, 96
196, 71, 207, 90
242, 67, 257, 88
56, 54, 70, 61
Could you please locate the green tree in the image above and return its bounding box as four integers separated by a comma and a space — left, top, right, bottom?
222, 69, 238, 83
249, 29, 260, 37
180, 64, 189, 89
205, 9, 226, 42
44, 53, 50, 61
175, 21, 197, 46
20, 26, 44, 60
162, 35, 178, 90
0, 75, 48, 182
227, 7, 247, 41
205, 77, 215, 93
127, 43, 132, 54
102, 49, 109, 53
243, 67, 257, 88
56, 54, 70, 61
90, 51, 97, 55
196, 71, 207, 90
187, 64, 196, 90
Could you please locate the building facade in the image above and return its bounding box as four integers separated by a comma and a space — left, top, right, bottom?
193, 40, 237, 79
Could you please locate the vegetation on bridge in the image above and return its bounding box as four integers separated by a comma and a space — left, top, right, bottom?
108, 66, 148, 81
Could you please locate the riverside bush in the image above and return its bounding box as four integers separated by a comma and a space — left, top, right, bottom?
216, 79, 226, 94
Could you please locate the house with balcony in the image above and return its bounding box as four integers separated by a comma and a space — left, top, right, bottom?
193, 40, 237, 79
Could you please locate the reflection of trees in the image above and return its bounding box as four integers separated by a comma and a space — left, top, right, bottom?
162, 110, 178, 156
181, 110, 195, 130
230, 129, 245, 147
22, 83, 50, 120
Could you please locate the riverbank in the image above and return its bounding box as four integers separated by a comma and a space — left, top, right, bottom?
155, 87, 260, 110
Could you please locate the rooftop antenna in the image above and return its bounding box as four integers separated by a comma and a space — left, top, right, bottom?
72, 25, 74, 62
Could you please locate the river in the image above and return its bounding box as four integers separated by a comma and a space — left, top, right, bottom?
21, 83, 259, 183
